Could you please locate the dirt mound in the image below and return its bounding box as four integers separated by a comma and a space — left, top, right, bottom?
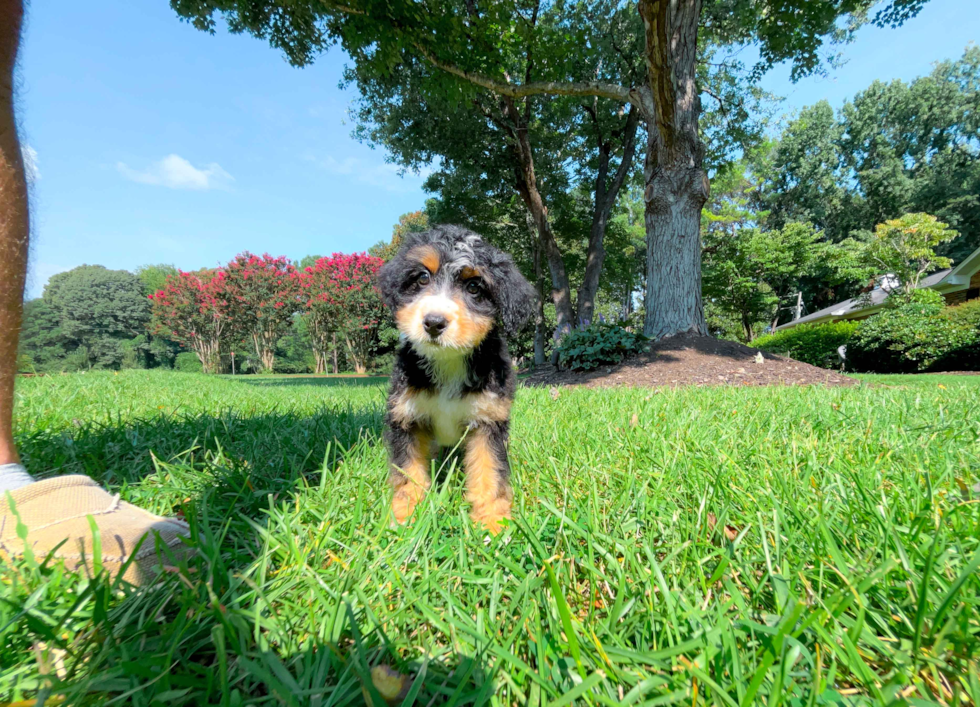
523, 334, 857, 389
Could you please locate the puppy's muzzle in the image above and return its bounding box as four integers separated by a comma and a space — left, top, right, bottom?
423, 313, 449, 339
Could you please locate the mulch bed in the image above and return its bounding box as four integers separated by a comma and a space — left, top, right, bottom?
523, 334, 857, 389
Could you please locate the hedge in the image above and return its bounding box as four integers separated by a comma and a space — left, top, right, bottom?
848, 291, 980, 372
752, 321, 858, 369
174, 352, 204, 373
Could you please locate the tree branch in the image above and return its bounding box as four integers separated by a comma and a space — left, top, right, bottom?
416, 45, 636, 106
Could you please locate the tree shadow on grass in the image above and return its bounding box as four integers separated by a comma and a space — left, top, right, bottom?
8, 405, 504, 704
231, 375, 389, 388
16, 403, 385, 538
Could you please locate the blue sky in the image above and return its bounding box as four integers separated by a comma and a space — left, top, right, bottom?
17, 0, 979, 299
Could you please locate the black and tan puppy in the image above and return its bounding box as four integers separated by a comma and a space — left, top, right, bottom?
377, 225, 537, 534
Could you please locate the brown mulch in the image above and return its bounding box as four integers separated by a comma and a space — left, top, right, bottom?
523, 334, 857, 389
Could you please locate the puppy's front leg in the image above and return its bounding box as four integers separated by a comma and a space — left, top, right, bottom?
387, 424, 433, 525
464, 422, 514, 535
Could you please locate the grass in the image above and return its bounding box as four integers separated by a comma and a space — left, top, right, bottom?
2, 369, 979, 706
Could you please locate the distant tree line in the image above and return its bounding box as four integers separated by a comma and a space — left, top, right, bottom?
18, 47, 979, 368
18, 250, 396, 375
702, 48, 980, 342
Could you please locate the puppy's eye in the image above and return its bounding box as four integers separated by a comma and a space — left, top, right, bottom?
465, 280, 482, 296
417, 272, 430, 286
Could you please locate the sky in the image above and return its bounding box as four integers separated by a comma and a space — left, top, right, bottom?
16, 0, 980, 299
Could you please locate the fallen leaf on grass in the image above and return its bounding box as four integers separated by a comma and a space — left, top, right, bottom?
367, 665, 411, 705
707, 513, 740, 542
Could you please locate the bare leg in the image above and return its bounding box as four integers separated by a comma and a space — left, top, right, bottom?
0, 1, 191, 583
0, 0, 29, 469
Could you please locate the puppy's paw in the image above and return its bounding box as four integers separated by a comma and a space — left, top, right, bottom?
471, 498, 512, 536
391, 486, 426, 526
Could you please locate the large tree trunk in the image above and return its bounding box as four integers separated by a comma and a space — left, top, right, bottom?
502, 98, 575, 332
638, 0, 709, 340
532, 219, 546, 366
577, 105, 640, 326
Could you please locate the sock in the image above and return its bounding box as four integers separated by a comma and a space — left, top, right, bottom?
0, 463, 35, 494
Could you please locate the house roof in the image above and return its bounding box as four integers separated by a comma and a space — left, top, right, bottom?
778, 268, 953, 329
774, 241, 980, 331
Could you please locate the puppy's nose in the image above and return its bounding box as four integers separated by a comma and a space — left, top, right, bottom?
423, 313, 449, 338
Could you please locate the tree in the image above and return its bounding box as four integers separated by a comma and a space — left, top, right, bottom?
296, 253, 386, 374
17, 298, 70, 372
45, 265, 150, 342
370, 211, 431, 262
223, 252, 299, 372
859, 212, 958, 302
757, 103, 853, 238
43, 265, 152, 369
135, 264, 180, 297
296, 254, 325, 271
150, 269, 231, 373
701, 162, 825, 339
760, 47, 980, 264
171, 0, 927, 340
702, 222, 822, 342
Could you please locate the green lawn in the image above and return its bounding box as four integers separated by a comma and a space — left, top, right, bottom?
3, 370, 979, 705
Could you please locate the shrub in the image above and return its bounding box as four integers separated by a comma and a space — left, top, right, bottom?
849, 290, 979, 372
752, 321, 858, 369
556, 323, 646, 371
935, 299, 980, 370
174, 352, 204, 373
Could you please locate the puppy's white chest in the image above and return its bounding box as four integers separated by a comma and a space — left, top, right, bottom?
414, 391, 473, 446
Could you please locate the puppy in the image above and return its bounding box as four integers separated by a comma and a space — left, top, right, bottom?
377, 225, 538, 534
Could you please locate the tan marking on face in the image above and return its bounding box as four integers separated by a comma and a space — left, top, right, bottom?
390, 427, 432, 525
464, 428, 512, 535
408, 245, 441, 274
394, 292, 492, 351
443, 294, 492, 349
459, 266, 482, 281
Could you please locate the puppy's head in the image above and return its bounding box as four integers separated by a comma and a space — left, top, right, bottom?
378, 225, 537, 357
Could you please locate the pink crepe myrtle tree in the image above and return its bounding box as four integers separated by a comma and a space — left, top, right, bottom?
149, 269, 230, 373
296, 253, 385, 374
223, 252, 300, 372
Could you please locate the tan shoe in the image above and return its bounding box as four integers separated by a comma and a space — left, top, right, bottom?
0, 475, 191, 586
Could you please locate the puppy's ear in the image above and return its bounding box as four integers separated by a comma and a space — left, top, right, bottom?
376, 257, 404, 311
495, 259, 539, 336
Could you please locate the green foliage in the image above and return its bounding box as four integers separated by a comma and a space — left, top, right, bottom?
296, 254, 324, 271
849, 290, 979, 372
274, 315, 316, 374
45, 265, 151, 343
760, 47, 980, 266
135, 264, 179, 297
368, 211, 431, 263
938, 299, 980, 369
857, 212, 958, 302
556, 323, 646, 371
753, 321, 859, 369
17, 299, 71, 372
174, 352, 204, 373
19, 266, 156, 372
701, 168, 824, 341
5, 369, 980, 703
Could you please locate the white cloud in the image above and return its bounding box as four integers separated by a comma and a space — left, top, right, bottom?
117, 154, 234, 191
22, 145, 39, 183
309, 155, 431, 193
